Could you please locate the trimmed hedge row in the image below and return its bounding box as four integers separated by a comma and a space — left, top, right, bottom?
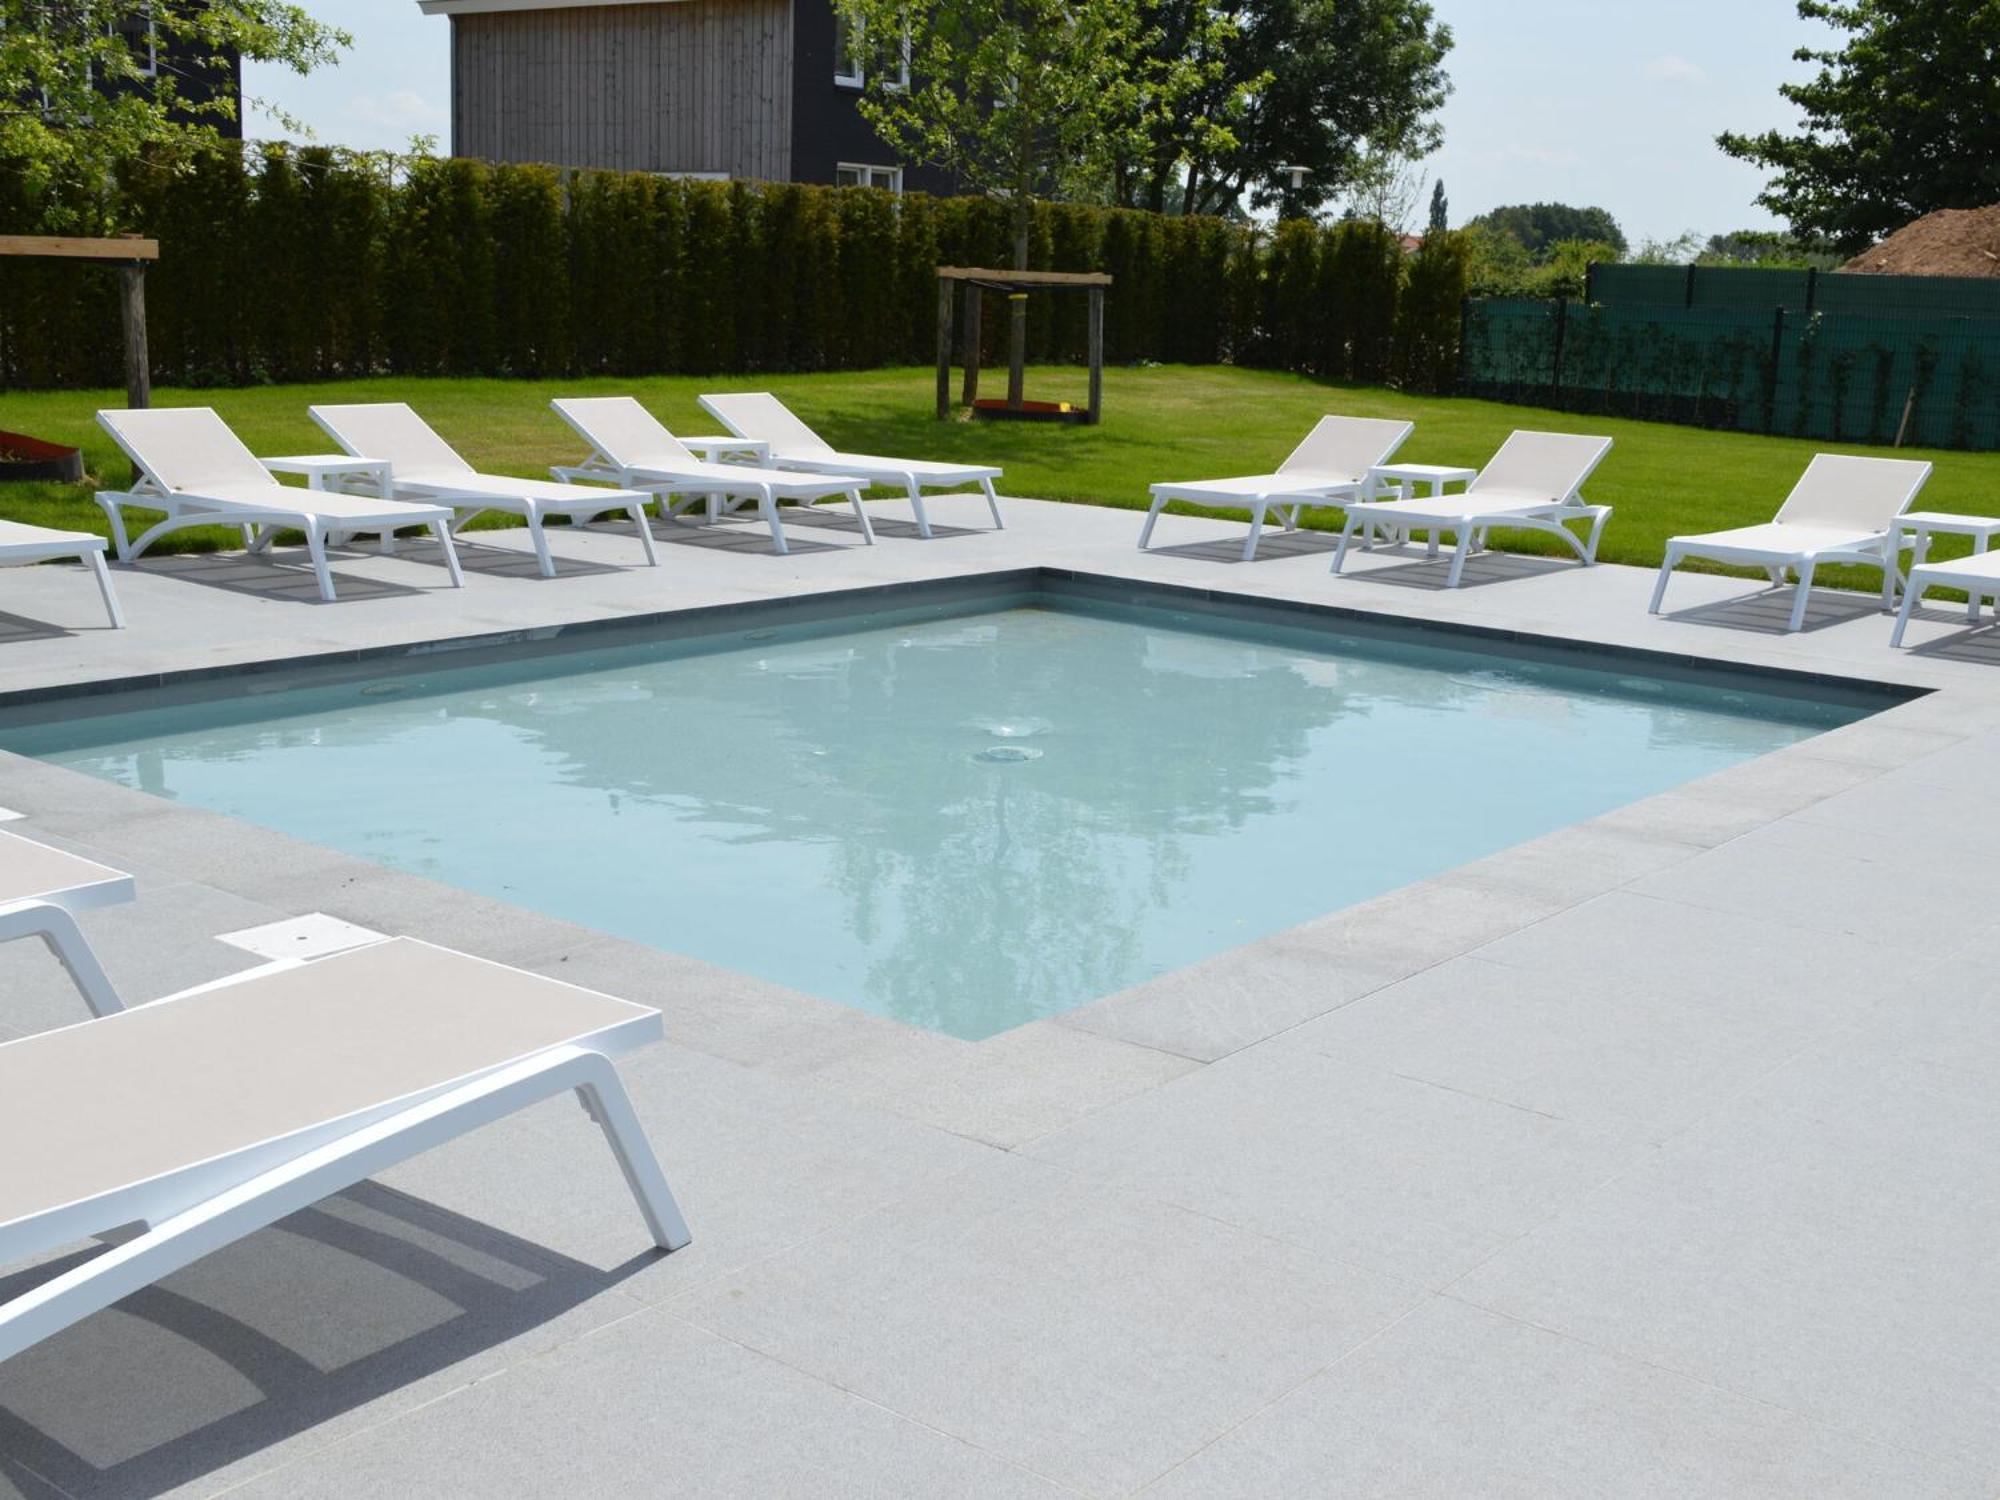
0, 146, 1467, 392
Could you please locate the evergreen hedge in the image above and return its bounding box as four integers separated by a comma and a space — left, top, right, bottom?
0, 145, 1468, 394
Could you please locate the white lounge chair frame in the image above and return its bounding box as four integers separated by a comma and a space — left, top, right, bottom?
698, 391, 1005, 539
0, 828, 134, 1018
0, 937, 689, 1365
0, 521, 124, 628
95, 408, 465, 605
308, 403, 660, 578
549, 396, 875, 554
1139, 416, 1415, 561
1649, 454, 1932, 633
1331, 430, 1615, 589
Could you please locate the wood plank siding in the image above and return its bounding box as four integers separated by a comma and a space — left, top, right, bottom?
452, 1, 795, 179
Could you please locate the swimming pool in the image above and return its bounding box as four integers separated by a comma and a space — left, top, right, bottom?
2, 583, 1883, 1039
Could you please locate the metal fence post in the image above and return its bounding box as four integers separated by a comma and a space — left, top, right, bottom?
1550, 298, 1570, 406
1761, 305, 1786, 434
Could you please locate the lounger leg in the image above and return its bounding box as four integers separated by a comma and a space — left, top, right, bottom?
1330, 516, 1361, 576
1243, 503, 1268, 562
431, 520, 466, 589
1787, 560, 1817, 632
303, 525, 338, 603
1890, 575, 1922, 648
95, 496, 134, 561
1138, 496, 1169, 550
980, 476, 1004, 530
1445, 528, 1475, 588
627, 502, 660, 566
85, 551, 126, 629
0, 900, 125, 1016
905, 478, 933, 540
0, 1045, 687, 1366
1648, 547, 1682, 615
759, 487, 790, 556
846, 486, 876, 544
525, 511, 557, 579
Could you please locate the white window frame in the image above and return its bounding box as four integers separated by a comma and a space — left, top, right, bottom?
832, 17, 910, 91
836, 163, 903, 194
111, 2, 159, 80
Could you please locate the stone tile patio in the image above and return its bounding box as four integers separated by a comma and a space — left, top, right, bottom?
1, 494, 1996, 1497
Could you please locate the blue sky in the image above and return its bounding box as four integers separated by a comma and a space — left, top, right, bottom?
244, 0, 1831, 248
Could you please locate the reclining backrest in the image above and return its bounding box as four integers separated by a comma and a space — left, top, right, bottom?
1279, 416, 1414, 481
1774, 454, 1931, 531
96, 407, 274, 493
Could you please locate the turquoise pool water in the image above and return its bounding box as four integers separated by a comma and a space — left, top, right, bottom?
5, 595, 1874, 1038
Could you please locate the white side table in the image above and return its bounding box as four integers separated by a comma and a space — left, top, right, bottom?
1898, 510, 2000, 623
682, 436, 771, 466
262, 453, 398, 551
1361, 463, 1480, 553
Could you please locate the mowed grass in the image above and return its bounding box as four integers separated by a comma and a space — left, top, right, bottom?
4, 363, 1998, 592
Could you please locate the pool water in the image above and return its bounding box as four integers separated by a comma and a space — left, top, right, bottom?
6, 597, 1874, 1039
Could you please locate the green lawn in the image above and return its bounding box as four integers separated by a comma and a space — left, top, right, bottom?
4, 364, 1996, 591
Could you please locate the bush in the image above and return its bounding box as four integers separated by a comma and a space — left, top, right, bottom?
0, 143, 1469, 396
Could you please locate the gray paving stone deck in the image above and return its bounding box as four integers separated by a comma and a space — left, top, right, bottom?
1, 494, 1998, 1497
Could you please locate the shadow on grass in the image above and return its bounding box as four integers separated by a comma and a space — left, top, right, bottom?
0, 1182, 663, 1499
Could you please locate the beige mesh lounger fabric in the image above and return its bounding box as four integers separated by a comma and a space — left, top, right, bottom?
309, 402, 660, 578
698, 391, 1004, 538
1331, 429, 1615, 589
549, 396, 876, 554
95, 407, 464, 604
0, 937, 688, 1365
1649, 454, 1933, 633
0, 520, 124, 628
0, 828, 134, 1018
1140, 415, 1415, 561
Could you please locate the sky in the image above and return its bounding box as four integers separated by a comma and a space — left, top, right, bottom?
244, 0, 1832, 250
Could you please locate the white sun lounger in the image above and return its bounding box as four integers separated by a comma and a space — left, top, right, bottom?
1650, 454, 1932, 633
1140, 415, 1415, 561
1891, 546, 2000, 647
549, 396, 875, 554
95, 408, 464, 604
309, 403, 659, 578
0, 520, 124, 628
0, 936, 689, 1365
697, 391, 1004, 538
1331, 430, 1615, 588
0, 828, 134, 1019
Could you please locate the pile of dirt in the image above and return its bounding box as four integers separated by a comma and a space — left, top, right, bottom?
1842, 205, 2000, 276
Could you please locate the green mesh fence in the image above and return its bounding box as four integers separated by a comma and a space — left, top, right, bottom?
1465, 270, 2000, 450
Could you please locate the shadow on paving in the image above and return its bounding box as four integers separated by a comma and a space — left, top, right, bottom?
0, 1182, 660, 1499
1331, 549, 1578, 591
124, 551, 428, 605
1660, 586, 1888, 636
786, 509, 987, 544
1147, 529, 1344, 564
0, 612, 77, 645
442, 537, 624, 580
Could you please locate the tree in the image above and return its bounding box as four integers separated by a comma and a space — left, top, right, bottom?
1716, 0, 2000, 250
1427, 178, 1448, 235
1467, 202, 1627, 259
1118, 0, 1452, 219
1697, 228, 1839, 268
837, 0, 1159, 402
0, 1, 348, 226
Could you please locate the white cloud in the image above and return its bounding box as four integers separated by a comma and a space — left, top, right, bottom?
1643, 54, 1708, 84
344, 89, 449, 131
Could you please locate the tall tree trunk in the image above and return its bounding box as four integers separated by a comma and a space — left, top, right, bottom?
1008, 193, 1029, 408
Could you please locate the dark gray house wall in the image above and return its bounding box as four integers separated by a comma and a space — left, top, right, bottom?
427, 0, 944, 192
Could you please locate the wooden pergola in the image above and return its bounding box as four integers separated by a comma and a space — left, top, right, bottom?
935, 266, 1111, 425
0, 233, 158, 409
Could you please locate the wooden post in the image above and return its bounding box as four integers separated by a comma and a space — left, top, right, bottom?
118, 263, 150, 409
960, 288, 983, 407
935, 275, 954, 419
1006, 292, 1028, 410
1086, 285, 1105, 426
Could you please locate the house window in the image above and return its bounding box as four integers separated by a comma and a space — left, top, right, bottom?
833, 13, 864, 87
832, 16, 909, 90
836, 163, 902, 194
114, 2, 158, 78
